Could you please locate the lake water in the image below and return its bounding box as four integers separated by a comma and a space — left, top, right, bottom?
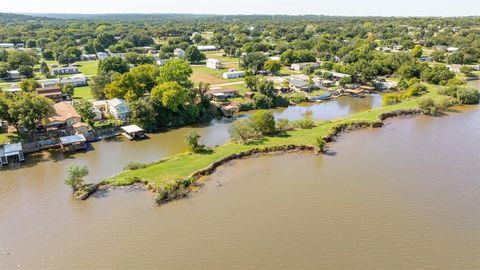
1, 96, 479, 269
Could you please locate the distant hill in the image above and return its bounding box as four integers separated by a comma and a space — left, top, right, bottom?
0, 13, 56, 23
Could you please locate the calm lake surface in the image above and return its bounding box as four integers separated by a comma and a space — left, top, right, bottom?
1, 96, 479, 269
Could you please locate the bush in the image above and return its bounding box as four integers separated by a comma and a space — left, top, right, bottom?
435, 96, 458, 110
382, 93, 404, 105
291, 118, 315, 129
229, 119, 261, 143
438, 86, 458, 98
315, 137, 326, 153
276, 118, 290, 132
184, 131, 205, 153
456, 88, 480, 104
404, 83, 427, 97
417, 97, 438, 115
124, 162, 147, 170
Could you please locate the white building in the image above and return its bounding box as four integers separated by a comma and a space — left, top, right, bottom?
80, 54, 97, 61
174, 48, 185, 58
223, 71, 245, 79
94, 98, 130, 121
197, 45, 218, 51
290, 62, 320, 71
206, 58, 224, 69
41, 75, 88, 88
0, 43, 15, 49
51, 66, 79, 76
97, 52, 109, 60
6, 70, 23, 80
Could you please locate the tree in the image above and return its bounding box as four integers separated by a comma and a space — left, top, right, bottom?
151, 81, 192, 112
245, 70, 259, 91
263, 59, 282, 75
421, 65, 455, 85
128, 98, 158, 132
6, 92, 54, 134
157, 59, 193, 89
19, 79, 40, 92
40, 62, 50, 78
241, 52, 268, 72
98, 56, 129, 75
315, 137, 326, 153
65, 165, 89, 192
256, 78, 275, 97
184, 131, 205, 153
185, 46, 206, 63
250, 110, 276, 135
7, 50, 37, 69
105, 64, 160, 101
125, 52, 155, 66
74, 100, 96, 126
90, 71, 116, 100
63, 84, 75, 96
411, 45, 423, 58
431, 50, 446, 62
460, 66, 473, 76
417, 97, 438, 115
18, 65, 34, 78
194, 82, 210, 101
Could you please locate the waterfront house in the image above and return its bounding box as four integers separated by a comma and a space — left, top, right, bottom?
174, 48, 185, 58
0, 143, 25, 165
93, 99, 129, 121
48, 102, 82, 128
207, 89, 239, 101
206, 58, 224, 69
290, 62, 320, 71
51, 66, 79, 76
223, 71, 245, 79
290, 78, 311, 91
36, 87, 63, 102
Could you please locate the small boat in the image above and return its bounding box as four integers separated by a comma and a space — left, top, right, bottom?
216, 180, 223, 187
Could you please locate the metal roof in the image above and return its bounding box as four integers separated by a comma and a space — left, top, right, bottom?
121, 125, 144, 134
60, 134, 86, 145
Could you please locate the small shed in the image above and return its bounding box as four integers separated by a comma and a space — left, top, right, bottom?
0, 143, 25, 165
121, 125, 145, 140
59, 134, 87, 152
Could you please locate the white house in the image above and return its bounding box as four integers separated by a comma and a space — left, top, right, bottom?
6, 70, 23, 80
197, 45, 218, 51
447, 47, 459, 53
80, 54, 97, 61
96, 52, 109, 60
223, 71, 245, 79
290, 62, 320, 71
51, 66, 79, 76
41, 75, 88, 88
174, 48, 185, 58
93, 99, 130, 121
206, 58, 224, 69
0, 43, 15, 49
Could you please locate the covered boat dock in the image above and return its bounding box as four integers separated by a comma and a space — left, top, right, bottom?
0, 143, 25, 165
59, 134, 87, 152
121, 125, 145, 140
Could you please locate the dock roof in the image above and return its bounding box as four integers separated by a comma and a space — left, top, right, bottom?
60, 134, 86, 145
121, 125, 144, 134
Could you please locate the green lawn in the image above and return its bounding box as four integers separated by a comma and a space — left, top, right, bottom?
204, 51, 239, 63
104, 84, 443, 189
191, 65, 243, 84
73, 86, 94, 100
73, 60, 99, 76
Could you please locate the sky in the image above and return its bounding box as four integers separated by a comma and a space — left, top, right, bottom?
1, 0, 479, 16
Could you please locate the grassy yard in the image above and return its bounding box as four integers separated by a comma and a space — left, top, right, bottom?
105, 84, 443, 188
73, 86, 94, 100
204, 51, 239, 63
73, 60, 99, 76
191, 65, 243, 84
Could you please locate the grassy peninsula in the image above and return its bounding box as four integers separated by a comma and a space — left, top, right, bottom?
101, 85, 445, 195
